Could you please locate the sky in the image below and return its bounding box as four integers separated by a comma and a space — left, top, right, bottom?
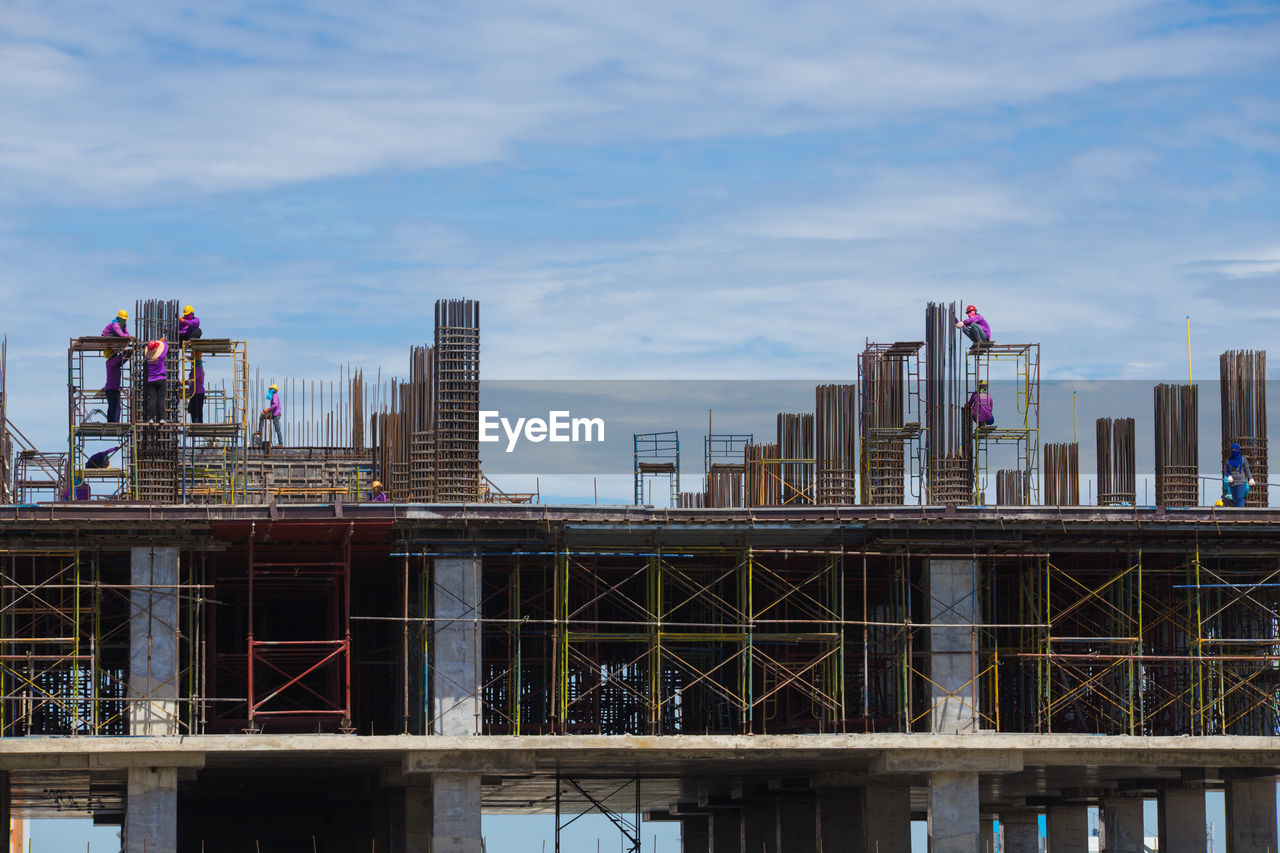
2, 2, 1278, 847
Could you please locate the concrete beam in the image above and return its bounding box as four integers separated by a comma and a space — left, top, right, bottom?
130, 547, 179, 736
124, 766, 177, 853
1046, 803, 1088, 853
928, 771, 979, 853
926, 559, 980, 733
1225, 777, 1277, 853
1099, 796, 1144, 853
432, 554, 481, 736
1157, 788, 1206, 853
403, 751, 535, 774
872, 751, 1022, 774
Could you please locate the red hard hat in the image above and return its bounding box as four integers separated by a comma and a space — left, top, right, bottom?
965, 304, 977, 314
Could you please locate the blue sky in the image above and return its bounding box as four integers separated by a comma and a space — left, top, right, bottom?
2, 0, 1278, 460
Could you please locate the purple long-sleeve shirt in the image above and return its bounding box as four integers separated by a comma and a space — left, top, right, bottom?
371, 491, 388, 502
969, 390, 994, 423
179, 314, 200, 337
145, 340, 168, 383
962, 312, 992, 340
267, 390, 282, 417
190, 362, 205, 395
102, 321, 132, 391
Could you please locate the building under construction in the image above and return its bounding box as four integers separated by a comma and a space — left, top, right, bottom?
0, 300, 1277, 853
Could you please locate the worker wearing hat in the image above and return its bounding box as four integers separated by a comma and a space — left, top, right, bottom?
1221, 442, 1255, 507
178, 305, 202, 342
955, 304, 992, 351
101, 309, 134, 423
370, 480, 388, 502
968, 379, 995, 427
258, 383, 284, 449
143, 338, 168, 423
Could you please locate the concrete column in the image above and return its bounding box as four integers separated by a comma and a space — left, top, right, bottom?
130, 547, 179, 736
863, 783, 912, 853
926, 558, 980, 732
817, 788, 859, 853
979, 815, 995, 853
682, 815, 710, 853
1099, 797, 1144, 853
741, 801, 777, 853
1225, 778, 1277, 853
0, 771, 9, 850
432, 772, 482, 853
1046, 804, 1088, 853
432, 554, 481, 735
1001, 811, 1040, 853
776, 797, 817, 853
124, 766, 177, 853
399, 783, 432, 852
928, 771, 979, 853
1157, 788, 1206, 853
710, 809, 742, 853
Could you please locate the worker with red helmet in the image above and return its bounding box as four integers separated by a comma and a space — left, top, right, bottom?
955, 304, 992, 349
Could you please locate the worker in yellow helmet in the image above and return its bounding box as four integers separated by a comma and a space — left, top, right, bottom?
178, 305, 201, 342
370, 480, 388, 502
100, 309, 133, 423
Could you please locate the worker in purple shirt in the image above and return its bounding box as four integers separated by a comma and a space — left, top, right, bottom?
178, 305, 201, 342
370, 480, 388, 502
258, 384, 284, 447
143, 339, 168, 423
955, 304, 992, 350
968, 380, 995, 426
60, 472, 90, 501
101, 309, 133, 423
85, 446, 119, 469
184, 358, 206, 424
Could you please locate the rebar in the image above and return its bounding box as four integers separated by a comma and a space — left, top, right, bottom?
995, 469, 1027, 505
1042, 442, 1079, 506
776, 412, 814, 505
1220, 350, 1267, 507
1155, 384, 1198, 507
925, 302, 971, 504
433, 299, 481, 502
1096, 417, 1136, 506
815, 384, 856, 505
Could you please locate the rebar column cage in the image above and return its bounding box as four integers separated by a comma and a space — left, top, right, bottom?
178, 338, 249, 504
815, 384, 857, 505
1096, 417, 1137, 506
68, 336, 137, 501
634, 432, 679, 507
1154, 383, 1198, 507
705, 433, 751, 508
1219, 349, 1267, 507
858, 341, 925, 505
967, 342, 1040, 505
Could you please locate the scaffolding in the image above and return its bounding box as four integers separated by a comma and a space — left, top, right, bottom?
634, 432, 679, 507
68, 336, 136, 501
967, 342, 1040, 505
179, 338, 249, 504
705, 433, 751, 508
858, 341, 924, 505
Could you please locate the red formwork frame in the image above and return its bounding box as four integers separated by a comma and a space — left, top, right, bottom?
246, 528, 353, 732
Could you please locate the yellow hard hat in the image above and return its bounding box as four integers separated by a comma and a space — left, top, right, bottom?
117, 309, 128, 320
1214, 499, 1224, 507
269, 383, 278, 392
372, 480, 383, 489
183, 305, 195, 316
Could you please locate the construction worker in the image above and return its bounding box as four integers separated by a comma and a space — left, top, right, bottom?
968, 380, 995, 426
370, 480, 388, 502
178, 305, 202, 342
955, 304, 992, 350
184, 358, 205, 424
1223, 442, 1254, 507
85, 446, 119, 469
259, 384, 283, 448
101, 310, 133, 423
61, 471, 90, 501
143, 339, 168, 423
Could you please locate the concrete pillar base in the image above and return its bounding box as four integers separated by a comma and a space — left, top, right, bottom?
1225, 777, 1277, 853
1157, 788, 1206, 853
929, 771, 979, 853
432, 773, 482, 853
1002, 811, 1040, 853
125, 766, 177, 853
1099, 796, 1144, 853
1046, 804, 1088, 853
